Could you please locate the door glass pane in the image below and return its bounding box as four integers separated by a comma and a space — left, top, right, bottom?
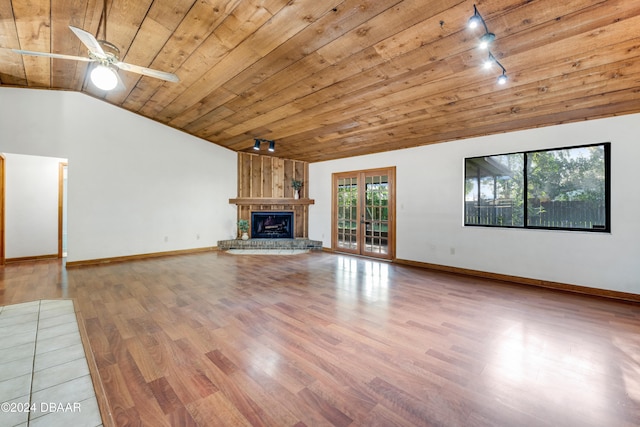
337, 177, 358, 250
364, 175, 388, 255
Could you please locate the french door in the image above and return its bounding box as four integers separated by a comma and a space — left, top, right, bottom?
332, 167, 395, 260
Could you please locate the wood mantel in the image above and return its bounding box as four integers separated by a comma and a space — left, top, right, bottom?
229, 198, 314, 205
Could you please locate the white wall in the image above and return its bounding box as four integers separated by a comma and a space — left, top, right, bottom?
3, 153, 66, 258
309, 114, 640, 294
0, 88, 238, 262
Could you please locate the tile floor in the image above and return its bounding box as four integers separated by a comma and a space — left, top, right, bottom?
0, 300, 102, 427
226, 249, 310, 255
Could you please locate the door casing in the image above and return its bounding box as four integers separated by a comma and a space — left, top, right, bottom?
58, 162, 68, 258
331, 167, 395, 260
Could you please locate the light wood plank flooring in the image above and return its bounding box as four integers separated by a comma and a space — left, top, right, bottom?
0, 251, 638, 426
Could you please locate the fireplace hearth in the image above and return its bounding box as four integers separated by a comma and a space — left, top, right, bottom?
217, 237, 322, 251
251, 212, 294, 239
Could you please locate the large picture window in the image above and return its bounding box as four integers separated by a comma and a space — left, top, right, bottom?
465, 143, 610, 232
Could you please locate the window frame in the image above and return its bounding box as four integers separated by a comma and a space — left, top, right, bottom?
464, 142, 611, 233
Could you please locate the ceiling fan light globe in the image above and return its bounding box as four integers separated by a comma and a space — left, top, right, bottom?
91, 65, 118, 90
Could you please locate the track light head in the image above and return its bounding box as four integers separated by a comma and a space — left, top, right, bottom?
468, 5, 482, 29
468, 4, 491, 34
484, 52, 497, 69
479, 32, 495, 49
497, 72, 508, 85
268, 140, 275, 152
253, 139, 261, 150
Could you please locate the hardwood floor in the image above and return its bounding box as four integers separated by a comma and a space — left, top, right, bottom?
1, 251, 639, 426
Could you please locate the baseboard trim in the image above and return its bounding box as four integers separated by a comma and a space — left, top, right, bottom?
5, 254, 59, 263
65, 246, 218, 268
394, 258, 640, 303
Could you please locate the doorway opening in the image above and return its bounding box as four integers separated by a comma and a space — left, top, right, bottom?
1, 153, 67, 263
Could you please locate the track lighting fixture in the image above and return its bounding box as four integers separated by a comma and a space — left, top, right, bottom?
469, 5, 508, 85
252, 138, 276, 152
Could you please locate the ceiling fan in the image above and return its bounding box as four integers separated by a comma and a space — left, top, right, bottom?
12, 25, 179, 91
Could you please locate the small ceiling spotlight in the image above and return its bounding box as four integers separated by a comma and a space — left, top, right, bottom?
268, 140, 275, 152
497, 72, 508, 85
484, 52, 498, 69
468, 5, 482, 29
253, 139, 261, 150
479, 32, 495, 49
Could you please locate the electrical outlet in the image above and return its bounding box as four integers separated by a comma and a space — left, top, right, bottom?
164, 236, 168, 242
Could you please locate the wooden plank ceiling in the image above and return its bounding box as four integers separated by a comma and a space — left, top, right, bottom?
1, 0, 639, 162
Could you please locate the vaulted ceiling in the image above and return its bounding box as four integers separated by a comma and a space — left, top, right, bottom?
1, 0, 639, 162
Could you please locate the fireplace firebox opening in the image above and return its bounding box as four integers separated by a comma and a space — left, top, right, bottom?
251, 211, 294, 239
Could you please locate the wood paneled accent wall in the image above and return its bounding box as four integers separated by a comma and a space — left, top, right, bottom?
233, 153, 312, 238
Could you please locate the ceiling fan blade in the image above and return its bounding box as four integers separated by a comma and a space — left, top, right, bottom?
69, 26, 105, 56
115, 61, 179, 83
11, 49, 93, 62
